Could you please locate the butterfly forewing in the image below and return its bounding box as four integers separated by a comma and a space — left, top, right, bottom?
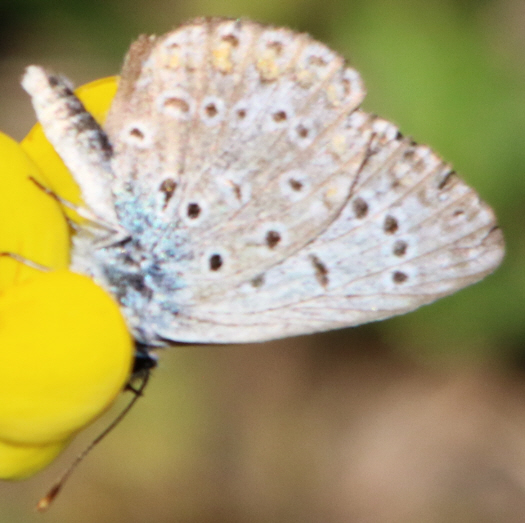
105, 19, 367, 279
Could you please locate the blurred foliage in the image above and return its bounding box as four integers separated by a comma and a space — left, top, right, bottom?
0, 0, 524, 521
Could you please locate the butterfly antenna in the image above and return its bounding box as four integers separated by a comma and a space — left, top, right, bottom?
36, 369, 151, 512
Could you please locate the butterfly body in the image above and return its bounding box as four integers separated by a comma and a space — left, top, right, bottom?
22, 18, 504, 347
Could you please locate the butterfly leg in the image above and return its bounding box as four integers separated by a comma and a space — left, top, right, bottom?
0, 251, 50, 271
28, 176, 121, 233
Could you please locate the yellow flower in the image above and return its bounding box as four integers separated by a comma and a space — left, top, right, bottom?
0, 439, 69, 480
0, 132, 69, 291
0, 270, 133, 445
0, 77, 133, 479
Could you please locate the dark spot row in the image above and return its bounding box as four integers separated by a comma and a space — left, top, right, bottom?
352, 198, 400, 232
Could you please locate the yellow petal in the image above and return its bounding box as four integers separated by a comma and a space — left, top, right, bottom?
0, 132, 69, 291
0, 270, 133, 445
0, 438, 70, 480
20, 76, 118, 210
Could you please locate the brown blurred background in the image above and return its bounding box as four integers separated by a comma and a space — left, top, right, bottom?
1, 0, 525, 521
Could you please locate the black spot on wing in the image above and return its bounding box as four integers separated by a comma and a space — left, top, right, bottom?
310, 254, 329, 288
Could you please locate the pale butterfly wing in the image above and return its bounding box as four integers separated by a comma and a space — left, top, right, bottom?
102, 18, 503, 343
104, 18, 367, 280
175, 115, 503, 342
24, 18, 504, 344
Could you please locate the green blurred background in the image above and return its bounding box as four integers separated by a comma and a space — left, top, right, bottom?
1, 0, 524, 521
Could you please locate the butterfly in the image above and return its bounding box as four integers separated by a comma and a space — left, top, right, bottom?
21, 17, 504, 355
